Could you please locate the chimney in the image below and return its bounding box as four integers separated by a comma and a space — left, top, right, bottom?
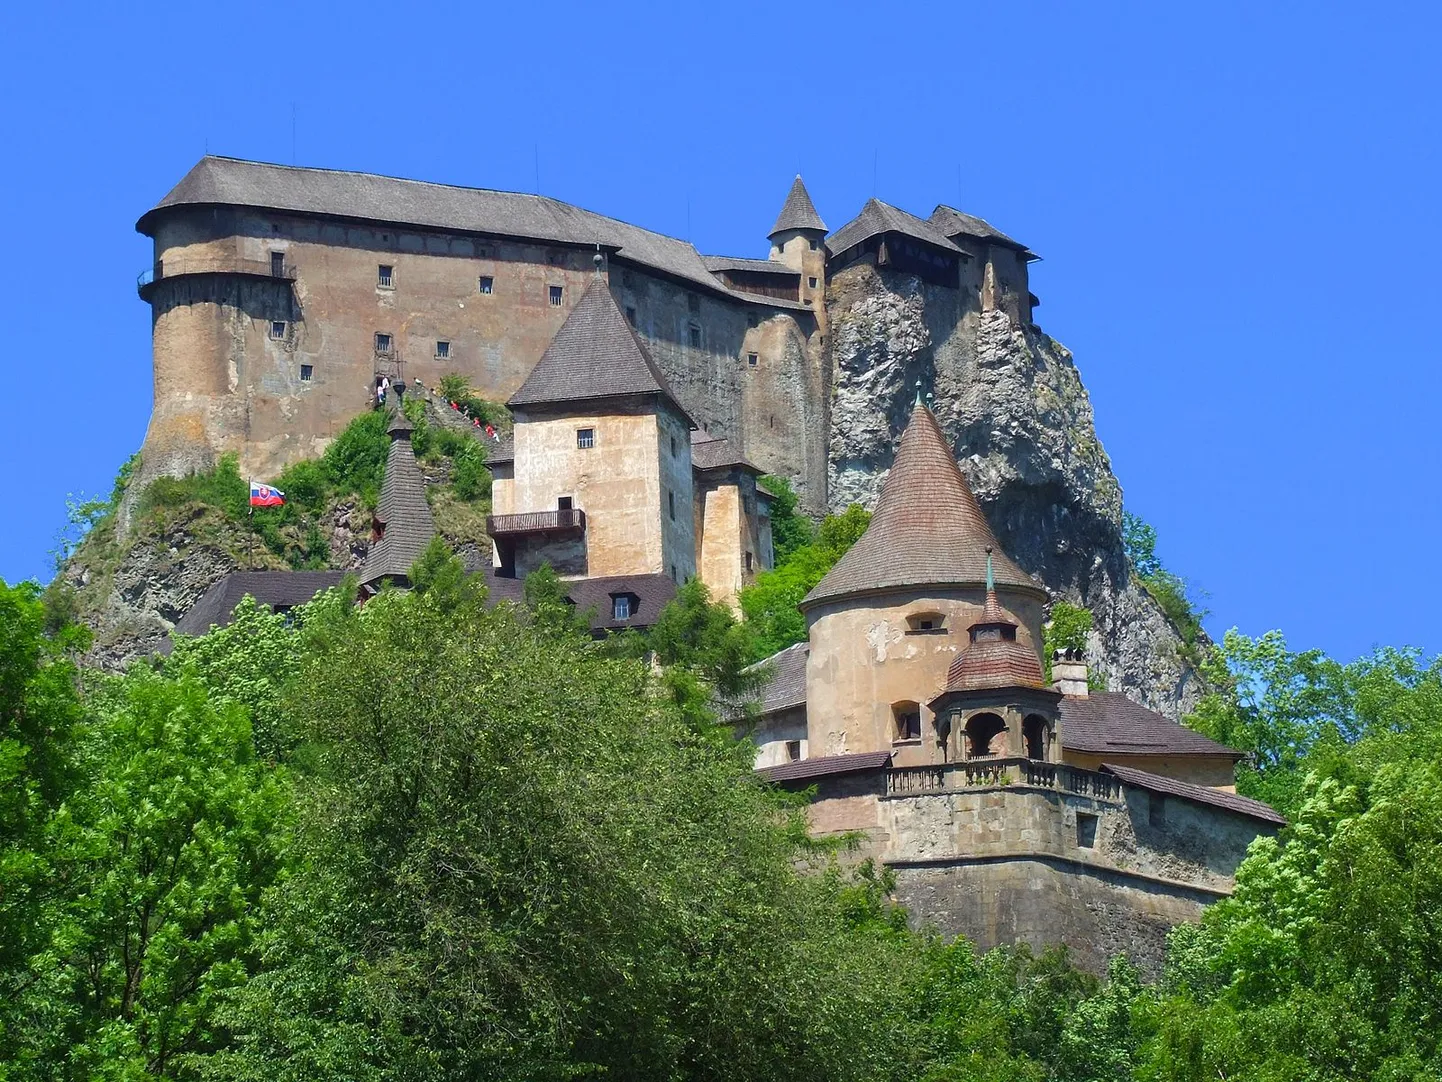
1052, 647, 1089, 698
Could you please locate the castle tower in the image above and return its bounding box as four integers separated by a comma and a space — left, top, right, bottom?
927, 552, 1061, 763
496, 277, 697, 583
359, 396, 437, 594
767, 176, 828, 310
799, 395, 1047, 766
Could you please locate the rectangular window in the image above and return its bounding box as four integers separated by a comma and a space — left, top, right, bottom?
576, 428, 595, 449
377, 264, 393, 288
299, 364, 313, 382
435, 340, 450, 359
808, 276, 818, 288
270, 251, 285, 276
747, 352, 758, 368
809, 239, 819, 251
374, 332, 392, 354
1076, 813, 1099, 848
668, 491, 675, 520
557, 496, 573, 511
478, 276, 493, 295
269, 320, 286, 340
549, 285, 564, 307
785, 739, 801, 761
689, 324, 701, 348
745, 551, 753, 572
612, 595, 632, 621
671, 563, 678, 583
625, 305, 637, 326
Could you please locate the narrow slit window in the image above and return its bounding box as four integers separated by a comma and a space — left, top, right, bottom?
668, 491, 675, 520
625, 305, 637, 326
785, 740, 801, 761
689, 324, 701, 348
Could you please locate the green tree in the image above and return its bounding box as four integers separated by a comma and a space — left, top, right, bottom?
1042, 601, 1093, 682
10, 668, 291, 1079
758, 475, 813, 565
205, 582, 908, 1082
739, 504, 870, 661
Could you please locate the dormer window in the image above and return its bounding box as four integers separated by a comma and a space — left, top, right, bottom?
906, 612, 946, 634
611, 594, 634, 621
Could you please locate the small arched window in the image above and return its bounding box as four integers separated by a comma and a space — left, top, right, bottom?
892, 701, 922, 742
1023, 714, 1049, 760
906, 611, 945, 634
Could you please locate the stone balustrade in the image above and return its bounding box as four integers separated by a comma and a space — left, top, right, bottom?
885, 756, 1123, 803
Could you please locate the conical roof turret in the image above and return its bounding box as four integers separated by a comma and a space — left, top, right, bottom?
360, 393, 436, 588
801, 399, 1039, 610
938, 551, 1048, 694
768, 175, 827, 238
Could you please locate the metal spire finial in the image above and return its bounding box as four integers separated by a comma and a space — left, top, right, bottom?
985, 546, 994, 592
915, 379, 924, 407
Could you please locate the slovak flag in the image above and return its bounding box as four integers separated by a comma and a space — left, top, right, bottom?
249, 481, 285, 508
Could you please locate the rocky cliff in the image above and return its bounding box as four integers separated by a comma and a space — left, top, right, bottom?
826, 263, 1205, 719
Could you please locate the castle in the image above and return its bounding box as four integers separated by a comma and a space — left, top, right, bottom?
134, 157, 1036, 517
150, 158, 1281, 971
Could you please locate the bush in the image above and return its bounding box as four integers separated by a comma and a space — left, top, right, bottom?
450, 441, 489, 501
319, 409, 390, 504
1043, 601, 1093, 680
141, 453, 249, 520
272, 458, 329, 513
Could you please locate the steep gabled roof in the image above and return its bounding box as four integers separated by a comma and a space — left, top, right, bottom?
360, 403, 436, 586
1060, 692, 1246, 759
802, 402, 1040, 609
508, 278, 692, 420
826, 198, 962, 258
1102, 763, 1286, 826
928, 204, 1038, 259
743, 641, 810, 716
769, 175, 828, 237
139, 156, 738, 300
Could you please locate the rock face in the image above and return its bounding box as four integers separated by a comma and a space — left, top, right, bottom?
826, 263, 1205, 719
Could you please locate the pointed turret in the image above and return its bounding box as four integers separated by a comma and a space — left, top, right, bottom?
359, 394, 436, 589
768, 175, 827, 238
508, 277, 691, 422
801, 400, 1039, 610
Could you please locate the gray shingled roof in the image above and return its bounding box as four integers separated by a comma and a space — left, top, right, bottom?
140, 156, 761, 301
1102, 763, 1286, 826
1059, 691, 1246, 759
768, 176, 828, 237
173, 571, 347, 637
928, 205, 1038, 259
803, 402, 1041, 609
744, 641, 809, 716
509, 278, 692, 419
691, 429, 761, 474
701, 255, 801, 277
485, 433, 514, 466
826, 198, 962, 258
360, 405, 436, 586
563, 573, 677, 632
760, 750, 892, 784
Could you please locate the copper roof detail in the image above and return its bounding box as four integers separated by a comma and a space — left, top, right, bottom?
508, 277, 692, 421
802, 402, 1040, 608
768, 175, 827, 237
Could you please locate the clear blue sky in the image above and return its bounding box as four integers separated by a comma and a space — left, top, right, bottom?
2, 1, 1437, 663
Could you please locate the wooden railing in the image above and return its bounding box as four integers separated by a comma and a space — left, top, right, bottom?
886, 757, 1123, 802
486, 509, 586, 536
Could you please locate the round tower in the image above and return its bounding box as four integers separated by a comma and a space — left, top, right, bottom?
767, 175, 828, 309
798, 395, 1047, 766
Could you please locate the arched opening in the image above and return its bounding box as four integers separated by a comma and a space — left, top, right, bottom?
892, 701, 922, 742
1023, 714, 1049, 760
964, 712, 1007, 758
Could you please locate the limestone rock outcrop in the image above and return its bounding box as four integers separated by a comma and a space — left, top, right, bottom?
826, 263, 1205, 719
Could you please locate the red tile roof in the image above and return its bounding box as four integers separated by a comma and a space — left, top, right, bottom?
802, 402, 1041, 608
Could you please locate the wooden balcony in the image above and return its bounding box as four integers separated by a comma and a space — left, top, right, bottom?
137, 256, 296, 301
486, 508, 586, 537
